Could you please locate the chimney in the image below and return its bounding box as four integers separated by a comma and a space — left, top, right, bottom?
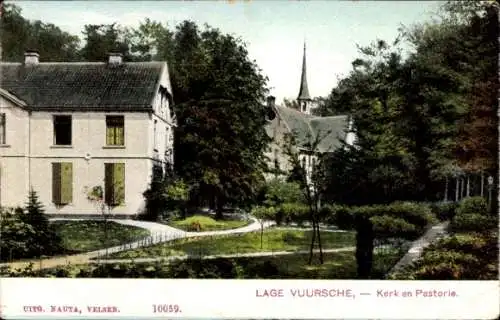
266, 96, 276, 108
108, 52, 123, 65
24, 50, 39, 65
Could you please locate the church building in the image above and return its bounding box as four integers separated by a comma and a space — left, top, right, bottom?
265, 43, 355, 183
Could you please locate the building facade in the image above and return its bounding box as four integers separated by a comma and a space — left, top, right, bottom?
0, 52, 175, 217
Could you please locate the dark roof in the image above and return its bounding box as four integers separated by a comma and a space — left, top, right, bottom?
0, 62, 166, 112
271, 105, 349, 153
297, 43, 311, 101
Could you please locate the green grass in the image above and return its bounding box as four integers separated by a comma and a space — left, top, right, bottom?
52, 220, 150, 253
18, 249, 404, 279
106, 228, 356, 259
167, 215, 250, 232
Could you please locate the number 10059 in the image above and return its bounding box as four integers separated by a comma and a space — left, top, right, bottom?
152, 304, 181, 313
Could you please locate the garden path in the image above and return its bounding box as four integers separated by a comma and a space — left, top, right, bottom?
388, 221, 449, 274
1, 216, 275, 271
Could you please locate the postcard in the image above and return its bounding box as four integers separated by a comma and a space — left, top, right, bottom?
0, 0, 498, 319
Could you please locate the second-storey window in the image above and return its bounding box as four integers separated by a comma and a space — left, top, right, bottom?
106, 115, 124, 146
0, 113, 6, 144
53, 115, 72, 145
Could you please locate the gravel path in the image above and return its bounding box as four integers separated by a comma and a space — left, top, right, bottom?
1, 216, 275, 271
388, 221, 449, 274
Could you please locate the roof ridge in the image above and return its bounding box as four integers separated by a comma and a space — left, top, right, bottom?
0, 61, 165, 65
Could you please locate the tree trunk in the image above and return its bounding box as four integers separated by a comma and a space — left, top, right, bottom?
461, 177, 465, 199
315, 198, 323, 264
355, 216, 374, 279
465, 175, 470, 198
444, 177, 448, 202
481, 171, 484, 197
308, 218, 316, 265
215, 196, 224, 220
455, 178, 459, 201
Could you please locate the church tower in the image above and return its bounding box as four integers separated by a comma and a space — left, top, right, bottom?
297, 42, 313, 114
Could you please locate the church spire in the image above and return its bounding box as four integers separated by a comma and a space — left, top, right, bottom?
297, 42, 311, 101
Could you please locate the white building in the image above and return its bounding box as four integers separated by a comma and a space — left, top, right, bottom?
0, 51, 175, 217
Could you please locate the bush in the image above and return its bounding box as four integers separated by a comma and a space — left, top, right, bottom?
278, 203, 309, 225
450, 213, 497, 234
349, 202, 436, 236
251, 206, 277, 224
0, 190, 63, 262
456, 196, 488, 216
430, 202, 458, 221
370, 215, 420, 240
327, 205, 355, 230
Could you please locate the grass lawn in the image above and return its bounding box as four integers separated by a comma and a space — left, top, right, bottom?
106, 228, 356, 259
51, 220, 150, 253
24, 249, 403, 279
167, 214, 250, 232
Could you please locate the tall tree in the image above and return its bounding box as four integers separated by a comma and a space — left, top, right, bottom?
80, 23, 133, 62
1, 3, 80, 61
131, 20, 270, 217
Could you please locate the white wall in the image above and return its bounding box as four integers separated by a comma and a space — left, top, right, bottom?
0, 97, 30, 208
0, 100, 155, 215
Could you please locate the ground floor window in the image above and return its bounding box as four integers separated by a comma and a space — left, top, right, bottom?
52, 162, 73, 205
104, 163, 125, 206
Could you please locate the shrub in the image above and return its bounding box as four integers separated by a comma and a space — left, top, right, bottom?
328, 205, 355, 230
263, 178, 304, 207
457, 196, 488, 216
370, 215, 420, 240
450, 213, 497, 234
384, 202, 437, 230
0, 190, 63, 262
278, 203, 309, 225
430, 202, 458, 221
318, 204, 334, 223
251, 206, 277, 224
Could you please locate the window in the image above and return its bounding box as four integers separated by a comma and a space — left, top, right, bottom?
104, 163, 125, 206
301, 156, 306, 170
0, 113, 5, 144
153, 119, 158, 151
52, 162, 73, 205
53, 115, 72, 145
106, 116, 124, 146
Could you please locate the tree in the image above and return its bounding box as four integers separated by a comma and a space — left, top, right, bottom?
282, 129, 332, 265
80, 23, 133, 62
1, 3, 81, 61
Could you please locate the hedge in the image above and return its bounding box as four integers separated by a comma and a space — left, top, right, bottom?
430, 202, 458, 221
449, 213, 497, 234
456, 196, 489, 216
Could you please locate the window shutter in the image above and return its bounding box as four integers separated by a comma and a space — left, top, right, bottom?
113, 163, 125, 205
52, 163, 61, 204
115, 125, 124, 145
104, 163, 114, 205
106, 126, 114, 145
60, 162, 73, 204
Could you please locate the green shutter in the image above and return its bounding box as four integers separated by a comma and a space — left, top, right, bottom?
52, 163, 61, 204
113, 163, 125, 205
115, 126, 124, 145
106, 126, 114, 145
60, 162, 73, 204
104, 163, 114, 205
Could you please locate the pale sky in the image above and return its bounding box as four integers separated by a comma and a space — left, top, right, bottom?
15, 1, 441, 103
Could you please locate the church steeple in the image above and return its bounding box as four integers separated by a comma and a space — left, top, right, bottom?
297, 42, 312, 114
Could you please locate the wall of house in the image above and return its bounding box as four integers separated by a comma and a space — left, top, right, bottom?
0, 97, 30, 208
30, 158, 149, 216
1, 107, 155, 216
149, 65, 175, 169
